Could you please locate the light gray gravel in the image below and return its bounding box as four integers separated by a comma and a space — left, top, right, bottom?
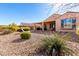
0, 32, 79, 56
0, 32, 45, 56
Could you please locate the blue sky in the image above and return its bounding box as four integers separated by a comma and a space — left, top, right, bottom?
0, 3, 54, 25
0, 3, 79, 25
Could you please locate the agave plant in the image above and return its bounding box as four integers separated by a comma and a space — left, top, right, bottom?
39, 33, 74, 56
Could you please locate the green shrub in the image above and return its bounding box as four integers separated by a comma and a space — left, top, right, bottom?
76, 29, 79, 35
1, 25, 19, 32
8, 26, 19, 32
20, 31, 31, 39
17, 28, 23, 32
23, 27, 30, 31
2, 29, 13, 35
37, 33, 74, 56
7, 23, 19, 32
0, 27, 4, 32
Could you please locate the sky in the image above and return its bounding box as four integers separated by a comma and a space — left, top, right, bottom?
0, 3, 53, 25
0, 3, 79, 25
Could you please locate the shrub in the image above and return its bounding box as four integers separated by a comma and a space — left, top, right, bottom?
2, 29, 13, 35
76, 29, 79, 35
20, 31, 31, 39
23, 27, 30, 31
17, 29, 23, 32
7, 23, 19, 32
0, 27, 4, 32
37, 33, 74, 56
1, 25, 19, 32
8, 26, 19, 32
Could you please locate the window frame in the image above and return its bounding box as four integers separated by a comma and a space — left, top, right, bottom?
61, 18, 76, 30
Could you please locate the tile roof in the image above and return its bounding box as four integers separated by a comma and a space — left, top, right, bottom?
43, 14, 61, 22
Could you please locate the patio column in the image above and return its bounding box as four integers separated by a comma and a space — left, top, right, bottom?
42, 21, 44, 31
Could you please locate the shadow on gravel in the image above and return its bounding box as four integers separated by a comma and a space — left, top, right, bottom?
12, 38, 26, 43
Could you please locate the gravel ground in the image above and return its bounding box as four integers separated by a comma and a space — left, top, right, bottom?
0, 32, 45, 56
0, 32, 79, 56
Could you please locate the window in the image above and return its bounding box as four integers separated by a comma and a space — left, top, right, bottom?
72, 18, 76, 29
61, 18, 76, 29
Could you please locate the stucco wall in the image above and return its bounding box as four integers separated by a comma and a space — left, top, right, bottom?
34, 12, 79, 32
44, 22, 51, 30
56, 12, 79, 32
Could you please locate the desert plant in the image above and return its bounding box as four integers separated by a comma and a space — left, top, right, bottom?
9, 26, 19, 32
23, 27, 30, 31
17, 28, 23, 32
8, 23, 19, 32
20, 31, 31, 39
2, 29, 13, 35
76, 29, 79, 35
37, 33, 74, 56
0, 26, 4, 32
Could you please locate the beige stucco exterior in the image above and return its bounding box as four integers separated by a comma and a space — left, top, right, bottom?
56, 12, 79, 32
33, 12, 79, 32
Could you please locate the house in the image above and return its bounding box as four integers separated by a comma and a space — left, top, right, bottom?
34, 11, 79, 32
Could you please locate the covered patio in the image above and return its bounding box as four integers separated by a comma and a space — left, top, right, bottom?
34, 20, 56, 31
